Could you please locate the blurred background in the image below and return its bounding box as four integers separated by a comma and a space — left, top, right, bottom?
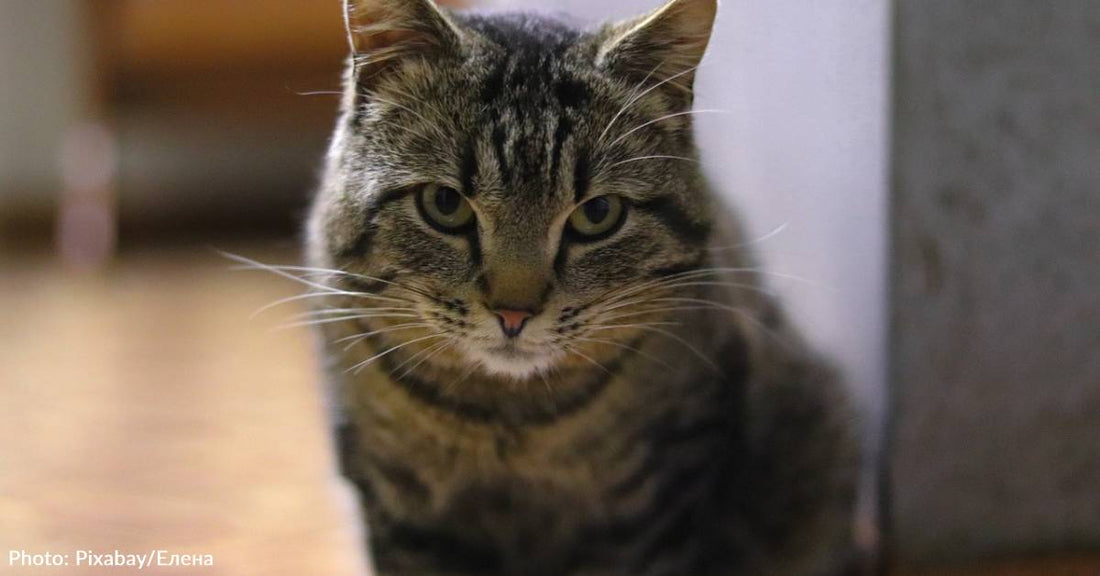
1, 1, 1096, 575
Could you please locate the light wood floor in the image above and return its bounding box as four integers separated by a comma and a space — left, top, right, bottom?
2, 246, 1097, 576
0, 247, 367, 576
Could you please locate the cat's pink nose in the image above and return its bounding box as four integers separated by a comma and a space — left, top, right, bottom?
493, 309, 534, 338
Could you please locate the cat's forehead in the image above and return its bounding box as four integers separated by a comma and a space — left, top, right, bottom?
447, 13, 606, 209
458, 13, 602, 108
459, 12, 590, 65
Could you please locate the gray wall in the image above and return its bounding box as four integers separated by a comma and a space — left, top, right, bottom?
889, 0, 1100, 567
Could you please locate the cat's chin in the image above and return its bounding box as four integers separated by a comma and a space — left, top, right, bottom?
467, 345, 561, 380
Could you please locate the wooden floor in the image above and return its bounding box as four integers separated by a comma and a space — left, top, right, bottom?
0, 246, 367, 576
1, 246, 1097, 576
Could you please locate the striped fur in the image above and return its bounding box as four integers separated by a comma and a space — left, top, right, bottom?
305, 1, 859, 574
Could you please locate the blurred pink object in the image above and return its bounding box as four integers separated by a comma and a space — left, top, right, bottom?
56, 122, 118, 270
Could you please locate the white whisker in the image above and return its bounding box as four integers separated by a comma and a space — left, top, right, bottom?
250, 290, 411, 319
562, 345, 613, 375
368, 95, 449, 141
570, 336, 673, 370
624, 58, 668, 104
606, 109, 728, 151
393, 339, 454, 380
599, 281, 773, 315
584, 320, 681, 331
620, 297, 747, 317
608, 155, 699, 169
590, 324, 718, 372
348, 333, 450, 375
224, 253, 349, 295
443, 362, 480, 396
638, 280, 776, 297
597, 64, 703, 146
250, 263, 432, 300
600, 305, 725, 324
536, 369, 556, 397
277, 313, 422, 331
616, 297, 793, 351
657, 267, 816, 288
292, 89, 343, 97
708, 221, 791, 253
288, 306, 420, 321
600, 267, 815, 311
335, 323, 436, 351
595, 267, 754, 308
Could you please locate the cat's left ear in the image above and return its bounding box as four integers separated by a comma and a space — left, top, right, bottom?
597, 0, 717, 100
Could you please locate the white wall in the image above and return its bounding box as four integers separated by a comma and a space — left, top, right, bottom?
487, 0, 892, 426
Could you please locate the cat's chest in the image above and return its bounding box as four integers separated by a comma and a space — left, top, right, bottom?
355, 404, 657, 526
371, 426, 664, 566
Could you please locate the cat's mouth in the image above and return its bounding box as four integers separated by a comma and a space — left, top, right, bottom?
472, 342, 560, 379
487, 341, 527, 356
485, 342, 542, 362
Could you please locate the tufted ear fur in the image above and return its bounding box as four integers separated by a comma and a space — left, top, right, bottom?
597, 0, 717, 101
343, 0, 463, 86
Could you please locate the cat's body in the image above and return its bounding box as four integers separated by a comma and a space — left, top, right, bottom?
322, 286, 857, 576
305, 1, 858, 575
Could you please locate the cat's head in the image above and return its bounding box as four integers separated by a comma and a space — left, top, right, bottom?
309, 0, 718, 382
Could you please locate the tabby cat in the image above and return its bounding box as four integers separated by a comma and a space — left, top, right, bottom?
304, 0, 859, 574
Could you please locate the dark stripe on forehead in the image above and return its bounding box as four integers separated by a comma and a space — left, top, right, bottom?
573, 153, 590, 204
634, 197, 712, 244
491, 123, 511, 184
480, 63, 507, 104
460, 140, 478, 197
549, 116, 572, 188
555, 79, 590, 109
511, 118, 543, 185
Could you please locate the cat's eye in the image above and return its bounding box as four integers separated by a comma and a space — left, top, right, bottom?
568, 195, 625, 240
417, 184, 475, 232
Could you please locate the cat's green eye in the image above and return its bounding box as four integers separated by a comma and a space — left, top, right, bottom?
418, 184, 475, 232
568, 195, 625, 240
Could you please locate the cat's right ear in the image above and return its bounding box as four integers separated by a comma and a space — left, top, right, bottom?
343, 0, 463, 86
